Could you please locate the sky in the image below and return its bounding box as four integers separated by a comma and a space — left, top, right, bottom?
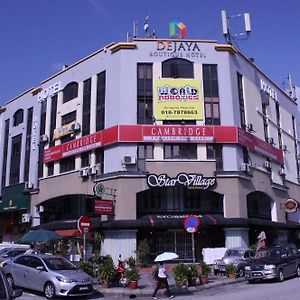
0, 0, 300, 106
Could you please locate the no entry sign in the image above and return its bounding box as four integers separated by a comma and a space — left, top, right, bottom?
183, 215, 200, 233
77, 215, 92, 234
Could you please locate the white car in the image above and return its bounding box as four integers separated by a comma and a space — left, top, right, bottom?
3, 253, 93, 299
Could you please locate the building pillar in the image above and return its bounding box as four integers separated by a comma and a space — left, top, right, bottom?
224, 228, 249, 248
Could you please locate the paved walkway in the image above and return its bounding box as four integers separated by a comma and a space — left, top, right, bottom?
94, 267, 245, 297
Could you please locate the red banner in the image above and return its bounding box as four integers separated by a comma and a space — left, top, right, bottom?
44, 125, 283, 164
94, 199, 113, 215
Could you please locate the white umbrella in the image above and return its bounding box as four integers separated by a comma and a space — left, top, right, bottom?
154, 252, 179, 262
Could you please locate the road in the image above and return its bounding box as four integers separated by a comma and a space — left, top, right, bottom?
20, 277, 300, 299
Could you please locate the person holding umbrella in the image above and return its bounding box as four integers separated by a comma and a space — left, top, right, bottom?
151, 261, 175, 299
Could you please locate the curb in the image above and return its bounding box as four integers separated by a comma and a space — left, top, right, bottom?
94, 277, 246, 297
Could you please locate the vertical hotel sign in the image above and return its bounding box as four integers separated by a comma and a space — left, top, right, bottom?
154, 79, 202, 121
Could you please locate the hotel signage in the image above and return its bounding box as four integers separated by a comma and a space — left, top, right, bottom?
38, 82, 61, 103
260, 79, 278, 101
150, 41, 206, 59
147, 173, 216, 190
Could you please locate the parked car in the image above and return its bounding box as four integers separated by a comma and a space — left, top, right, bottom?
0, 269, 22, 299
213, 247, 255, 277
0, 247, 29, 268
244, 244, 300, 283
2, 253, 93, 299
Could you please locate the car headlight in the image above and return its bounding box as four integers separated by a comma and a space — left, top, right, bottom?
56, 276, 77, 283
264, 265, 276, 270
245, 266, 251, 270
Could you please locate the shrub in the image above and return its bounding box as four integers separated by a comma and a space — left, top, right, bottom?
78, 261, 94, 277
137, 239, 150, 266
188, 264, 199, 280
226, 264, 237, 278
199, 261, 211, 276
125, 267, 140, 282
173, 263, 189, 287
98, 255, 116, 283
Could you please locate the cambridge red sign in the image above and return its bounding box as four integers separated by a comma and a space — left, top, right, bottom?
77, 215, 92, 234
44, 125, 284, 164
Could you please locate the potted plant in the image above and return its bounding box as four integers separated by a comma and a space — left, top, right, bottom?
98, 255, 115, 288
226, 264, 237, 279
199, 261, 211, 284
125, 256, 140, 289
173, 263, 189, 287
188, 264, 199, 286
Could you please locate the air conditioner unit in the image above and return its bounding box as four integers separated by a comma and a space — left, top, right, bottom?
267, 137, 274, 145
123, 156, 136, 165
246, 124, 255, 133
39, 134, 49, 143
264, 161, 272, 169
279, 168, 286, 176
24, 182, 33, 189
79, 168, 89, 177
241, 163, 251, 172
71, 122, 81, 131
21, 213, 31, 223
88, 166, 98, 176
281, 145, 288, 152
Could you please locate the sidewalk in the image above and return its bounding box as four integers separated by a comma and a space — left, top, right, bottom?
94, 267, 246, 297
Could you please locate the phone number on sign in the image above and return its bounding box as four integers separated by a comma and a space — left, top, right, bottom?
161, 110, 198, 115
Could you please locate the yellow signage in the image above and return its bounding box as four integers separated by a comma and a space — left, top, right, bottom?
154, 79, 203, 120
53, 121, 76, 140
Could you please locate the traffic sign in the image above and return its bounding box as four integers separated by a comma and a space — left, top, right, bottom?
183, 215, 200, 233
77, 215, 92, 234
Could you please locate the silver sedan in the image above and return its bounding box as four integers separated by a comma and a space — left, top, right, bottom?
2, 253, 93, 299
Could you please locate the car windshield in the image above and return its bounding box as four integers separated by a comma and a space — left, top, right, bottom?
43, 257, 77, 271
225, 250, 244, 257
255, 249, 281, 259
0, 248, 9, 257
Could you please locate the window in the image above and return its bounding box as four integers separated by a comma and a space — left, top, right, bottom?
95, 148, 104, 174
63, 82, 78, 103
10, 134, 22, 185
137, 144, 153, 171
164, 144, 197, 159
29, 257, 44, 269
237, 73, 246, 129
162, 58, 194, 78
82, 78, 91, 136
60, 156, 75, 173
24, 107, 33, 182
275, 102, 282, 148
49, 95, 57, 147
247, 191, 271, 220
47, 162, 54, 176
96, 71, 106, 132
206, 144, 223, 170
1, 119, 9, 187
81, 152, 90, 168
137, 64, 153, 124
13, 109, 24, 126
203, 65, 220, 125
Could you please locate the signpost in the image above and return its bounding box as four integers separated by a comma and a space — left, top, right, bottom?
183, 215, 200, 263
77, 215, 92, 262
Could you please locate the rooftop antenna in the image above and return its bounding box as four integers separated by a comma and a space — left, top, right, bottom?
133, 21, 138, 39
287, 74, 297, 101
144, 15, 156, 38
221, 10, 251, 45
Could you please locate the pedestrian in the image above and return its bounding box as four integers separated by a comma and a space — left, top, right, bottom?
151, 261, 174, 299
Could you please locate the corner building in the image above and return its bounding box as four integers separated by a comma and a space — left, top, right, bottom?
1, 38, 300, 261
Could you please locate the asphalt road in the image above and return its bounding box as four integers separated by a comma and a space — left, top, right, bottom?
19, 277, 300, 299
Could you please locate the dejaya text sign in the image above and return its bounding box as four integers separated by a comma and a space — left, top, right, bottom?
154, 79, 202, 120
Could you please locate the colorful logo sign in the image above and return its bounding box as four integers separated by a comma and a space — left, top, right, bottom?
154, 79, 202, 120
170, 20, 186, 38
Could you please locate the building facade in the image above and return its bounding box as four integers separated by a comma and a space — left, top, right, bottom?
1, 38, 300, 261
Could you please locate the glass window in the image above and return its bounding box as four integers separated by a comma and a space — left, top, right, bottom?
247, 191, 271, 220
10, 134, 22, 185
137, 64, 153, 124
63, 82, 78, 103
13, 109, 24, 126
29, 257, 44, 269
81, 152, 90, 168
96, 71, 106, 131
60, 157, 75, 173
137, 144, 153, 171
15, 256, 30, 266
82, 78, 91, 136
164, 144, 197, 159
162, 58, 194, 78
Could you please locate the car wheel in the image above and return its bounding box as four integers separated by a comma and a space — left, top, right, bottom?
296, 266, 300, 277
278, 270, 284, 282
237, 268, 244, 277
6, 274, 14, 288
44, 282, 56, 299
